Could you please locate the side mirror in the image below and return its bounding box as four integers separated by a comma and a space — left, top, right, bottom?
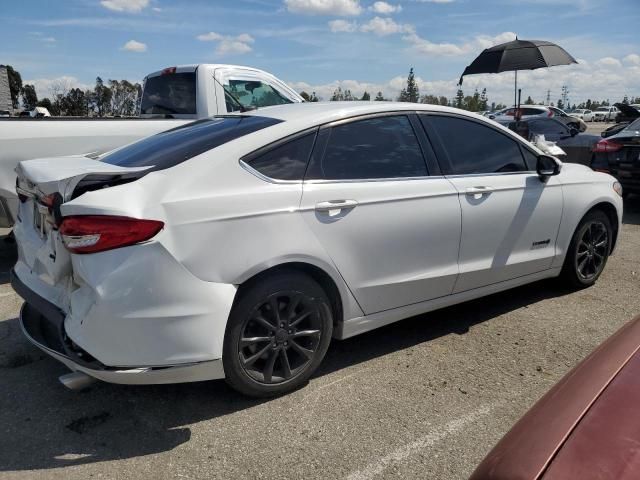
537, 155, 561, 177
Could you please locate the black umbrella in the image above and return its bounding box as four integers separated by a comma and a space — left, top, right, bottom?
459, 38, 577, 108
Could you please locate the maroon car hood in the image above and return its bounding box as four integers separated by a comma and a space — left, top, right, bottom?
470, 316, 640, 480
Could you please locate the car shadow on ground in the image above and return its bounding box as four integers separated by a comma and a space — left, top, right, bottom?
623, 195, 640, 226
0, 268, 571, 472
0, 233, 16, 285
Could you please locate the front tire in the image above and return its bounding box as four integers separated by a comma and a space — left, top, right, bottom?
223, 270, 333, 397
560, 210, 612, 289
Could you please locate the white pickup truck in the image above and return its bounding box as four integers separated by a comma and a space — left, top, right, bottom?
0, 64, 303, 227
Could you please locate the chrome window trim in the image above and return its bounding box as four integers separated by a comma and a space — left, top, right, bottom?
303, 175, 446, 185
239, 159, 303, 185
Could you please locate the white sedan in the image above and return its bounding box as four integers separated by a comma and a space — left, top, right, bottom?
12, 103, 623, 397
569, 109, 594, 122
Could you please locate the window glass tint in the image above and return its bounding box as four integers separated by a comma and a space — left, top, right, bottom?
307, 116, 427, 180
102, 115, 282, 171
245, 132, 316, 181
523, 108, 544, 116
528, 119, 569, 136
521, 147, 538, 171
140, 72, 196, 115
225, 79, 292, 112
426, 116, 527, 175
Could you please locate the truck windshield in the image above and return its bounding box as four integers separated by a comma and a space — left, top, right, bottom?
140, 72, 197, 115
101, 115, 283, 171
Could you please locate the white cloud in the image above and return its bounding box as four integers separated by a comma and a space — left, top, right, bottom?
328, 19, 357, 32
595, 56, 622, 68
197, 31, 223, 41
414, 0, 455, 3
405, 31, 516, 56
197, 32, 255, 56
360, 17, 412, 36
284, 0, 362, 16
25, 76, 93, 99
42, 37, 56, 43
101, 0, 149, 13
121, 40, 147, 52
370, 1, 402, 13
623, 54, 640, 66
287, 55, 638, 106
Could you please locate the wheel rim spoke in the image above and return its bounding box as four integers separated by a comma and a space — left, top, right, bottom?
270, 297, 282, 325
253, 314, 277, 332
286, 293, 302, 322
290, 310, 312, 328
280, 348, 292, 379
290, 340, 314, 360
241, 343, 271, 367
240, 336, 271, 348
262, 348, 279, 383
292, 329, 321, 340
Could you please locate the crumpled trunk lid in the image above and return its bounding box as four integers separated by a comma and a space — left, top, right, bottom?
13, 156, 151, 310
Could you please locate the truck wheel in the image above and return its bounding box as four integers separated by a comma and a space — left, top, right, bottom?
223, 270, 333, 397
560, 210, 612, 289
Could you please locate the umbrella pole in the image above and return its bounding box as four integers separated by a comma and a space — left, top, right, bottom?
514, 70, 517, 108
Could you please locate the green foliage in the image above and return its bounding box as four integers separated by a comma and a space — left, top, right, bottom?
374, 91, 385, 101
397, 67, 419, 103
361, 91, 371, 101
300, 91, 319, 102
4, 65, 23, 109
59, 88, 88, 116
524, 96, 534, 105
21, 84, 38, 110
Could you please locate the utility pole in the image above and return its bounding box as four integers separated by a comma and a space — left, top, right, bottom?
546, 89, 551, 106
561, 85, 569, 109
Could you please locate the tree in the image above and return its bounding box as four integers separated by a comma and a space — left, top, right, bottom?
622, 95, 629, 105
420, 94, 440, 105
90, 77, 112, 116
59, 88, 88, 116
397, 67, 419, 103
109, 79, 140, 116
300, 91, 312, 101
524, 96, 535, 105
3, 65, 23, 109
454, 88, 464, 109
36, 98, 53, 111
374, 91, 385, 101
343, 89, 355, 101
21, 84, 38, 111
330, 87, 344, 101
557, 99, 564, 110
479, 88, 488, 111
360, 91, 370, 101
438, 96, 448, 106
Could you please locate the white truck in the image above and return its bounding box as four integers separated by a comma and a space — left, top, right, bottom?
0, 64, 303, 227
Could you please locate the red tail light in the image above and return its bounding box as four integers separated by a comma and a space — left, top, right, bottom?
547, 110, 553, 117
593, 139, 623, 153
161, 66, 177, 75
60, 216, 164, 254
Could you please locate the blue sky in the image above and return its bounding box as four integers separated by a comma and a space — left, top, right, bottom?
2, 0, 639, 105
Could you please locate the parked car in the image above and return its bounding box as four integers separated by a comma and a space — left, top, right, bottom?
490, 105, 586, 132
591, 117, 640, 195
569, 109, 593, 122
593, 105, 620, 122
0, 64, 303, 228
499, 117, 600, 165
11, 103, 622, 397
0, 110, 10, 118
602, 103, 640, 138
470, 314, 640, 480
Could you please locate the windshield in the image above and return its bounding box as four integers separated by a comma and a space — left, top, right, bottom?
596, 107, 609, 112
102, 115, 283, 171
140, 72, 196, 115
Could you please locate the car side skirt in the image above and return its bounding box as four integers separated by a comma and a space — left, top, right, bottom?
338, 267, 561, 339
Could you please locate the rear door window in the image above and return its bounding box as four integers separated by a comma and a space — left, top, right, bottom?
243, 132, 316, 181
422, 115, 527, 175
102, 115, 282, 171
306, 115, 428, 180
140, 72, 196, 115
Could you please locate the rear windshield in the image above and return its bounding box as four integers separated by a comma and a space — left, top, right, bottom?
140, 72, 197, 115
101, 115, 283, 171
625, 118, 640, 131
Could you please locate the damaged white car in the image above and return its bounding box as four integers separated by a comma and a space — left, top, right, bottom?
12, 103, 623, 397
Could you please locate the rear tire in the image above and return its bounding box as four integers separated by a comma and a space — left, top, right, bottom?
560, 210, 612, 289
223, 270, 333, 397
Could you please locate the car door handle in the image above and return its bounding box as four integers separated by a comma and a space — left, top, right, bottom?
465, 186, 494, 195
315, 200, 358, 212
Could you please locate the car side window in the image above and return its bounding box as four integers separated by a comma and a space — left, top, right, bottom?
529, 119, 569, 136
225, 79, 292, 112
244, 132, 316, 181
305, 115, 428, 180
423, 115, 527, 175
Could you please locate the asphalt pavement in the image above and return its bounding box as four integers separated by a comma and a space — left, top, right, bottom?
0, 198, 639, 480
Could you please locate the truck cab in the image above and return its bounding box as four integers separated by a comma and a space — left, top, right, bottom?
0, 64, 303, 227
